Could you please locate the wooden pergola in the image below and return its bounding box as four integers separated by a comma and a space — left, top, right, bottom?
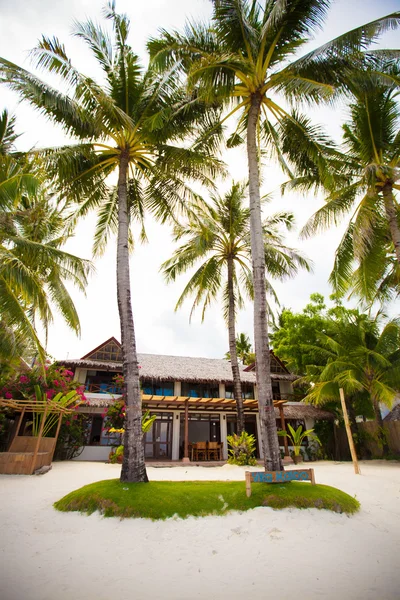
140, 394, 290, 460
0, 398, 74, 475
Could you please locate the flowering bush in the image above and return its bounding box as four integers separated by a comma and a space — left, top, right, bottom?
0, 362, 89, 459
0, 363, 87, 404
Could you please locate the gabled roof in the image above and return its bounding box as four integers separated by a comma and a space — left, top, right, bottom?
384, 403, 400, 422
81, 337, 122, 361
243, 352, 290, 375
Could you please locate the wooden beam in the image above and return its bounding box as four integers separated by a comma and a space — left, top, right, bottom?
182, 400, 190, 463
279, 403, 289, 456
339, 388, 361, 475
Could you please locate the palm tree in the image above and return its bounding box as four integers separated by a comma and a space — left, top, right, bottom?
0, 4, 222, 481
225, 332, 253, 365
287, 66, 400, 304
149, 0, 399, 469
301, 313, 400, 452
161, 181, 310, 432
0, 110, 91, 368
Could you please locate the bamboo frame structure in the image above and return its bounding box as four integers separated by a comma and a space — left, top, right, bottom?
0, 398, 75, 475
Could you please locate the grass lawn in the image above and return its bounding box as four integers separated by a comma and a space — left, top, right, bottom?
54, 480, 360, 519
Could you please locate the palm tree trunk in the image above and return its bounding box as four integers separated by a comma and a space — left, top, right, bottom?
372, 396, 389, 456
117, 152, 148, 483
382, 183, 400, 265
227, 255, 245, 433
247, 93, 282, 471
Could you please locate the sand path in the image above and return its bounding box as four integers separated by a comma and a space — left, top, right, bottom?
0, 460, 399, 600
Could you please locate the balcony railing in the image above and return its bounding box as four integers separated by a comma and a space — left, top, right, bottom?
85, 383, 123, 395
84, 383, 301, 402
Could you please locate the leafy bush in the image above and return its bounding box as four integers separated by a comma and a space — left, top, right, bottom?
227, 431, 257, 466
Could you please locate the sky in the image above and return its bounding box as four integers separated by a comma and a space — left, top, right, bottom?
0, 0, 399, 361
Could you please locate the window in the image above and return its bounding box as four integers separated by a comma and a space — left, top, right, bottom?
89, 342, 122, 362
141, 381, 174, 396
225, 383, 254, 399
181, 382, 219, 398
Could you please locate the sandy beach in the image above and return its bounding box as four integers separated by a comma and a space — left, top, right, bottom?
0, 460, 399, 600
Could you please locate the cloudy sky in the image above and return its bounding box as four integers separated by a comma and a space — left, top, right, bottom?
1, 0, 399, 360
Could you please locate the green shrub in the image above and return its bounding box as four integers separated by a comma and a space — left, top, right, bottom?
227, 431, 257, 466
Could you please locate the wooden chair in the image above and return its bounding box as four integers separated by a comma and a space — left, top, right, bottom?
207, 442, 222, 461
192, 442, 207, 461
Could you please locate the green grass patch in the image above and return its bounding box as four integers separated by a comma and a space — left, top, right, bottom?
54, 480, 360, 520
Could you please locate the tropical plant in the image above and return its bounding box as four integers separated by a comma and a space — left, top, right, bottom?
278, 423, 320, 462
300, 313, 400, 452
0, 4, 223, 482
162, 181, 309, 431
227, 431, 257, 466
0, 110, 92, 367
150, 0, 400, 470
225, 332, 253, 365
108, 411, 157, 464
284, 65, 400, 305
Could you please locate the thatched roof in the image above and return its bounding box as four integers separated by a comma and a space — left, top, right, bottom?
59, 353, 297, 384
384, 403, 400, 422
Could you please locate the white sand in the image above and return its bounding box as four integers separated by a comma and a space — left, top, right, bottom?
0, 460, 399, 600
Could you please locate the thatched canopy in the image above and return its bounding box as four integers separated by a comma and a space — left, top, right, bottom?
81, 393, 333, 419
384, 404, 400, 422
58, 353, 296, 384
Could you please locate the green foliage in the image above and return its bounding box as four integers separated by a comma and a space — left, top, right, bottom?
227, 431, 257, 466
225, 332, 255, 365
54, 413, 91, 461
54, 480, 360, 519
109, 445, 124, 464
278, 424, 321, 457
0, 111, 92, 370
162, 181, 310, 324
272, 293, 329, 374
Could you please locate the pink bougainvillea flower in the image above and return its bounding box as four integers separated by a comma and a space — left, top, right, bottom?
73, 415, 78, 420
5, 392, 12, 399
65, 421, 71, 426
19, 375, 29, 384
53, 380, 59, 386
46, 389, 55, 399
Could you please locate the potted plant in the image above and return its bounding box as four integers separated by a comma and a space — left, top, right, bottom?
278, 424, 321, 464
108, 410, 156, 463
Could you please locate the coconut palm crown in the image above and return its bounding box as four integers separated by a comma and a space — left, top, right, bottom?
149, 0, 400, 470
0, 2, 223, 482
162, 181, 310, 432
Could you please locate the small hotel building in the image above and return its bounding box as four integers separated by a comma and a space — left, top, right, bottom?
59, 337, 332, 462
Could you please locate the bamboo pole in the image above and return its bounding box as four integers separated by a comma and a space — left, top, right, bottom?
30, 407, 48, 475
339, 388, 361, 475
279, 403, 289, 456
49, 413, 63, 462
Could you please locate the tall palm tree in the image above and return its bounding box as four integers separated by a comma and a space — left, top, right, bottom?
285, 66, 400, 304
150, 0, 399, 469
301, 313, 400, 451
0, 4, 222, 481
0, 110, 91, 368
161, 181, 310, 432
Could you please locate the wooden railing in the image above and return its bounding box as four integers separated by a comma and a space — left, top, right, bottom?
85, 383, 123, 394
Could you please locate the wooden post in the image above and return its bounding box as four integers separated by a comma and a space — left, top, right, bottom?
30, 407, 48, 475
279, 403, 289, 456
9, 407, 26, 449
182, 400, 190, 463
49, 412, 63, 462
245, 471, 251, 497
309, 468, 315, 485
339, 388, 361, 475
